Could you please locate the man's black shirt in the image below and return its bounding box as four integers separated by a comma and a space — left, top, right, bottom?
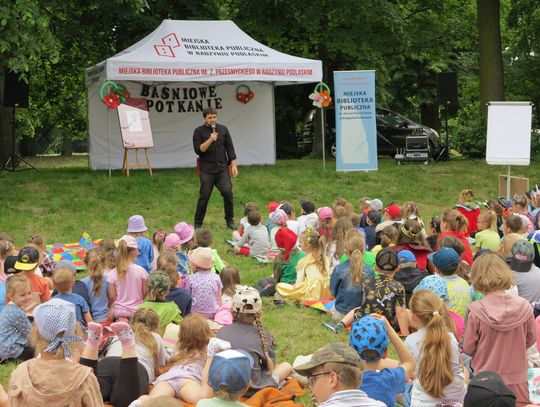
193, 123, 236, 174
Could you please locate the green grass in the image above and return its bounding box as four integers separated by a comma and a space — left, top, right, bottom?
1, 154, 539, 404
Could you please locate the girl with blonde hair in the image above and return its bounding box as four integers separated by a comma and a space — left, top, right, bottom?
463, 252, 535, 406
405, 290, 468, 406
81, 248, 109, 322
107, 235, 148, 321
394, 219, 432, 270
217, 286, 292, 396
330, 230, 372, 319
275, 228, 331, 302
474, 210, 501, 251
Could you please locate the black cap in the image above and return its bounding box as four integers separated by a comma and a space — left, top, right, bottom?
367, 210, 382, 224
3, 255, 20, 275
300, 200, 315, 214
464, 371, 516, 407
376, 249, 398, 272
15, 246, 39, 271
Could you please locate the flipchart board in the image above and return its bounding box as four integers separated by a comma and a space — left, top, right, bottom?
117, 98, 154, 148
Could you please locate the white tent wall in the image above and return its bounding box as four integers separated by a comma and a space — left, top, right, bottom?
87, 81, 275, 169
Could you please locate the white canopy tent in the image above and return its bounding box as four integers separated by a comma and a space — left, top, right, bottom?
85, 19, 322, 170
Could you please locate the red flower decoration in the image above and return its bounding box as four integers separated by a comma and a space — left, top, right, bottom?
321, 90, 332, 107
102, 93, 120, 109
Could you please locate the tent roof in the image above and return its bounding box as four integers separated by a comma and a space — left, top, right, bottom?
87, 20, 322, 85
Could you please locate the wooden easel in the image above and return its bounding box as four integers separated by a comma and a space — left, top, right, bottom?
122, 147, 153, 176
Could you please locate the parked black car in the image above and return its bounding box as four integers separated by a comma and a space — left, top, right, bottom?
297, 107, 443, 158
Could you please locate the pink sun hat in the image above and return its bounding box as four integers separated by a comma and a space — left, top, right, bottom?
127, 215, 147, 233
174, 222, 195, 244
188, 247, 214, 270
164, 233, 181, 249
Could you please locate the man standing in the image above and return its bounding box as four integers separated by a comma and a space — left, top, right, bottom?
193, 107, 238, 229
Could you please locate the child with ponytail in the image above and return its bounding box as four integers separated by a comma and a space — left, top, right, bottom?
275, 228, 331, 302
330, 230, 372, 319
405, 290, 468, 406
81, 249, 109, 322
474, 210, 501, 251
217, 286, 292, 397
463, 252, 535, 406
107, 236, 148, 321
439, 208, 473, 265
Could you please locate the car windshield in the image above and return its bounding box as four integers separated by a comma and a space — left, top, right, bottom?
377, 109, 413, 127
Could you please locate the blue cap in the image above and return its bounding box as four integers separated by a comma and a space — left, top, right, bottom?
413, 275, 448, 302
397, 250, 416, 265
349, 316, 389, 361
427, 247, 460, 271
208, 349, 254, 393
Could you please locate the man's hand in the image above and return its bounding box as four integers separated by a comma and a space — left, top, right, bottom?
210, 131, 218, 142
230, 162, 238, 177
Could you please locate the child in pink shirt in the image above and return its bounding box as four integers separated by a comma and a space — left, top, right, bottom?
463, 252, 535, 406
107, 235, 148, 321
186, 247, 222, 319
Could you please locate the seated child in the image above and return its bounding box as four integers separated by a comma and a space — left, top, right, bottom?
0, 256, 21, 313
186, 247, 222, 319
297, 199, 318, 237
162, 265, 192, 317
405, 290, 468, 406
233, 202, 258, 241
324, 249, 408, 335
9, 298, 102, 405
197, 349, 254, 407
317, 206, 334, 242
220, 266, 242, 303
394, 250, 428, 305
428, 247, 472, 318
0, 275, 34, 362
135, 314, 231, 405
81, 250, 109, 322
455, 188, 480, 236
275, 228, 331, 302
364, 210, 381, 250
196, 228, 224, 273
264, 201, 280, 238
53, 260, 91, 306
475, 210, 501, 251
52, 267, 92, 326
138, 271, 181, 335
269, 208, 289, 251
217, 287, 292, 396
330, 230, 373, 319
0, 240, 15, 283
280, 202, 300, 237
127, 215, 154, 273
14, 247, 51, 313
349, 315, 414, 407
27, 234, 55, 277
151, 231, 166, 271
233, 210, 271, 259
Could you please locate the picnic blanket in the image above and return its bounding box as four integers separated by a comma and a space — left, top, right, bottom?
303, 299, 335, 313
47, 232, 99, 270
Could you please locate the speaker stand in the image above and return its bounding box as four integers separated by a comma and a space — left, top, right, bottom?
0, 107, 41, 174
434, 103, 451, 163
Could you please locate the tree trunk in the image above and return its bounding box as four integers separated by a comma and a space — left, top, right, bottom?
0, 70, 14, 165
310, 108, 324, 158
63, 136, 73, 157
477, 0, 505, 119
420, 103, 441, 133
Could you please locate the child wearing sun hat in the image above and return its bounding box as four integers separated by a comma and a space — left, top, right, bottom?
127, 215, 154, 273
197, 349, 254, 406
186, 247, 222, 319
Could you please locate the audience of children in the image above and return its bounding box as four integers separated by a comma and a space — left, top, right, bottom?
8, 188, 540, 406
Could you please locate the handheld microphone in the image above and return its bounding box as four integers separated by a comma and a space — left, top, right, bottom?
211, 125, 216, 133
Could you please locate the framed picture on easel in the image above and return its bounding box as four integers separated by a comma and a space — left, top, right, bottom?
117, 98, 154, 176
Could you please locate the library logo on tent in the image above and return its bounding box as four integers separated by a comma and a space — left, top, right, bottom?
154, 33, 181, 58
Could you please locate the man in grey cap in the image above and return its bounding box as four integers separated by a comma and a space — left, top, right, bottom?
294, 343, 385, 406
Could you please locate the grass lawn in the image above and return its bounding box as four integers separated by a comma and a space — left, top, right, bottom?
1, 154, 539, 404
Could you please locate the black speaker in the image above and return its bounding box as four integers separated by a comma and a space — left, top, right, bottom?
436, 72, 458, 106
3, 70, 29, 108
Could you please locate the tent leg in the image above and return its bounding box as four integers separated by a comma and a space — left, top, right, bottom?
107, 108, 111, 178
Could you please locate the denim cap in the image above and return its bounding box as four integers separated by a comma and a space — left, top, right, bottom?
349, 316, 389, 361
15, 246, 39, 271
294, 343, 363, 376
397, 250, 416, 265
56, 260, 77, 275
428, 247, 460, 271
270, 208, 288, 226
208, 349, 254, 393
127, 215, 147, 233
414, 275, 448, 302
174, 222, 195, 244
33, 298, 82, 357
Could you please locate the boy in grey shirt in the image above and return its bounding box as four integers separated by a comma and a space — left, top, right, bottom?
233, 210, 270, 259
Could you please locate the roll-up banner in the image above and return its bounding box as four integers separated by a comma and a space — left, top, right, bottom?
333, 70, 377, 171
